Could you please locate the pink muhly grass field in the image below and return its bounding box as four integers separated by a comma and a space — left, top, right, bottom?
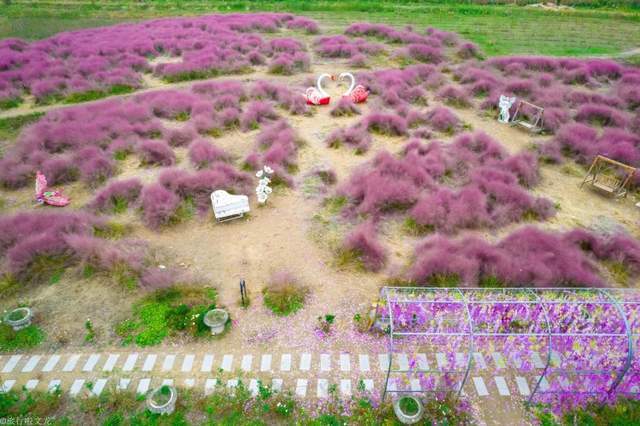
408, 226, 640, 288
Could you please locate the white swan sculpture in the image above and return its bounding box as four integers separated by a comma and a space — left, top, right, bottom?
339, 72, 369, 103
303, 73, 334, 105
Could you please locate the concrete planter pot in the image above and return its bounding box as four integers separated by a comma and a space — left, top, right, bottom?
146, 385, 177, 415
4, 307, 33, 331
203, 309, 229, 335
393, 396, 424, 425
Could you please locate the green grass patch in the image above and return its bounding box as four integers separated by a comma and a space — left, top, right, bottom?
0, 112, 44, 141
93, 221, 131, 239
17, 253, 73, 286
0, 381, 474, 425
605, 260, 630, 286
0, 324, 45, 352
116, 285, 219, 347
479, 275, 506, 288
0, 97, 22, 111
535, 397, 640, 426
323, 195, 348, 215
263, 275, 308, 317
426, 273, 461, 287
403, 217, 434, 236
2, 3, 638, 57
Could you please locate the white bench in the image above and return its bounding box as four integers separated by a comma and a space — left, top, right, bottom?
211, 190, 250, 222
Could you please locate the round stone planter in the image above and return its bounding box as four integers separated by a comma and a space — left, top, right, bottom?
4, 307, 33, 331
393, 396, 424, 425
203, 309, 229, 335
146, 385, 177, 415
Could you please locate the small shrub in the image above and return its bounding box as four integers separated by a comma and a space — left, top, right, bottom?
263, 270, 308, 316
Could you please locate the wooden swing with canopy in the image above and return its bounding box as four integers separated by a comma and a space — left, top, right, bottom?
510, 100, 544, 133
581, 155, 636, 198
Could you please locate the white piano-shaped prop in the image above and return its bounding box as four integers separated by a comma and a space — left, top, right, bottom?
210, 190, 250, 222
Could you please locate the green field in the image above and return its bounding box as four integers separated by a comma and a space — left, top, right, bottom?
1, 1, 639, 57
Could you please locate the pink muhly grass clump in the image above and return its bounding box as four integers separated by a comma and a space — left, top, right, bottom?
501, 152, 541, 188
496, 227, 604, 287
325, 125, 372, 154
339, 151, 428, 217
144, 90, 198, 120
436, 85, 471, 108
268, 38, 304, 55
542, 107, 571, 134
411, 127, 433, 140
137, 140, 176, 167
165, 126, 197, 147
330, 97, 361, 117
363, 113, 407, 136
409, 187, 489, 233
246, 120, 302, 186
0, 211, 104, 282
140, 183, 181, 229
405, 44, 444, 64
267, 52, 310, 75
0, 211, 98, 256
564, 229, 640, 276
74, 146, 114, 185
471, 167, 555, 226
188, 138, 231, 169
159, 165, 252, 212
630, 113, 640, 134
504, 79, 536, 97
554, 123, 598, 164
341, 221, 387, 272
349, 54, 368, 68
40, 156, 79, 185
89, 178, 143, 213
409, 226, 606, 287
425, 106, 461, 133
0, 157, 33, 188
456, 42, 481, 60
239, 101, 279, 131
595, 128, 640, 166
575, 103, 629, 128
139, 265, 187, 290
286, 17, 319, 34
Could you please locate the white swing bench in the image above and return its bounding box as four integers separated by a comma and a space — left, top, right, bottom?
210, 190, 250, 222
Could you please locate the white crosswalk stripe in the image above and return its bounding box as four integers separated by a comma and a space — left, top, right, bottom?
103, 354, 119, 372
42, 355, 61, 372
82, 354, 101, 372
142, 354, 156, 372
2, 355, 22, 373
163, 354, 176, 372
22, 355, 41, 373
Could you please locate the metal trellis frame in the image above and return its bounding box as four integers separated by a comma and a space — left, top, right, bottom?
378, 287, 639, 404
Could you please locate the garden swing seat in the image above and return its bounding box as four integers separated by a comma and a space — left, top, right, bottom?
581, 155, 636, 199
510, 100, 544, 134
